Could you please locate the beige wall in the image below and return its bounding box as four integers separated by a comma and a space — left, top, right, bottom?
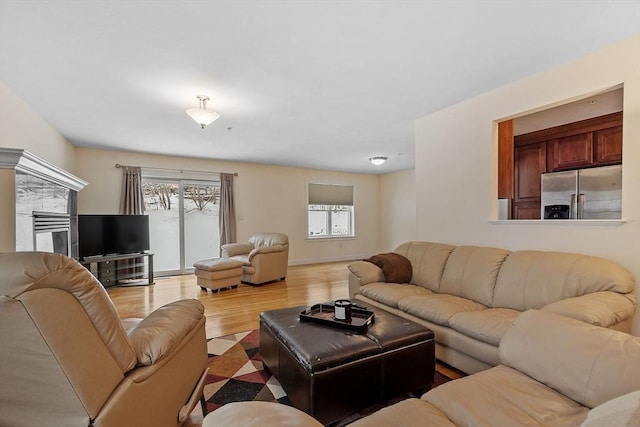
75, 147, 382, 264
413, 34, 640, 334
380, 169, 415, 251
0, 169, 16, 252
0, 82, 76, 172
0, 82, 78, 251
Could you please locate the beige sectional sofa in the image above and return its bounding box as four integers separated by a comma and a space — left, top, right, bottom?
348, 241, 636, 374
350, 309, 640, 427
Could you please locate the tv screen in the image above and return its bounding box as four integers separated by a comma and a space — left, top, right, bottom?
78, 215, 150, 259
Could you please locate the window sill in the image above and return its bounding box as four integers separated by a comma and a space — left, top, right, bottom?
306, 236, 357, 241
489, 219, 626, 226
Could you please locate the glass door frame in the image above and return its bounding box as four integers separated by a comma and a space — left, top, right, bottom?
142, 176, 220, 277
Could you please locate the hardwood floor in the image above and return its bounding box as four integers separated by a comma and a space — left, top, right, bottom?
107, 261, 463, 425
107, 261, 353, 339
108, 261, 352, 426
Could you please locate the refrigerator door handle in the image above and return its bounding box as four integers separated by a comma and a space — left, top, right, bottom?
570, 194, 576, 219
577, 193, 585, 219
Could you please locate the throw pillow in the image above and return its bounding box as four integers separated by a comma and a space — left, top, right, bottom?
364, 252, 412, 283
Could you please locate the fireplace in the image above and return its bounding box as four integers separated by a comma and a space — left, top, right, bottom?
33, 211, 71, 256
1, 148, 87, 257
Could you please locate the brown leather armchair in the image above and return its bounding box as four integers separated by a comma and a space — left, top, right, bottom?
221, 232, 289, 285
0, 252, 208, 427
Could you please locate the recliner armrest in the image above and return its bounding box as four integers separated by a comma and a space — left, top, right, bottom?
127, 299, 204, 366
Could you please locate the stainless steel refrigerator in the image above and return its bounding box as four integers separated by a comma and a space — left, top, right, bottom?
541, 164, 622, 219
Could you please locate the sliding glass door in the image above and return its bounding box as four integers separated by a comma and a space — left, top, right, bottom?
183, 183, 220, 268
142, 179, 220, 276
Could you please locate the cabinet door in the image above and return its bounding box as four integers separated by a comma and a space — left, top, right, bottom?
550, 133, 594, 171
596, 126, 622, 165
513, 142, 545, 219
514, 142, 546, 203
513, 202, 541, 220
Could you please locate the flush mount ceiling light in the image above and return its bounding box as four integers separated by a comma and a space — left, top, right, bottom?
186, 95, 220, 129
369, 156, 387, 166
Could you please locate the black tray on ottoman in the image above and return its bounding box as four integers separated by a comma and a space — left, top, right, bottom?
300, 303, 375, 332
259, 303, 435, 425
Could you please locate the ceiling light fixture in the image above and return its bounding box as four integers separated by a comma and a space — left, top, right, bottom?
369, 156, 387, 166
186, 95, 220, 129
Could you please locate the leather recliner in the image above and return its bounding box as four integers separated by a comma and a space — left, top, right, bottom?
0, 252, 208, 427
221, 232, 289, 285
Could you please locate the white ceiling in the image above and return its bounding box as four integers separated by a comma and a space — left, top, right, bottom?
0, 1, 638, 174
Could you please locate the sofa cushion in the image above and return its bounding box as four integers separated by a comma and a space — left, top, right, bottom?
580, 390, 640, 427
364, 252, 412, 283
423, 365, 589, 427
394, 242, 455, 291
439, 246, 510, 307
493, 250, 635, 311
448, 308, 520, 346
499, 310, 640, 409
398, 294, 486, 326
359, 283, 431, 308
227, 254, 251, 266
348, 397, 456, 427
249, 232, 289, 248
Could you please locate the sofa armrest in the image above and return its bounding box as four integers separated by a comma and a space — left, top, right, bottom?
221, 243, 254, 257
541, 291, 636, 328
248, 244, 287, 261
499, 309, 640, 409
127, 299, 204, 366
348, 261, 384, 297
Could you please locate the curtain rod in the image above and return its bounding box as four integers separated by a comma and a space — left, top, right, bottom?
115, 163, 238, 176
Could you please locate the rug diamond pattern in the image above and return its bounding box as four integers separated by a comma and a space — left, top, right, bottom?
204, 330, 293, 413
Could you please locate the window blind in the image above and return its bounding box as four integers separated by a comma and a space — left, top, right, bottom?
308, 183, 353, 206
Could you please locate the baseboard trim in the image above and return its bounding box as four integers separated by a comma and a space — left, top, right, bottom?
289, 254, 366, 266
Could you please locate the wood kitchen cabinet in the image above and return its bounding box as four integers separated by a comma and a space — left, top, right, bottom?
513, 203, 542, 220
546, 113, 622, 172
513, 142, 546, 219
596, 126, 622, 165
550, 133, 594, 170
509, 112, 622, 220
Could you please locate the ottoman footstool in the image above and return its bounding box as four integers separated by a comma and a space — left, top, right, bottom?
259, 304, 435, 425
193, 258, 243, 292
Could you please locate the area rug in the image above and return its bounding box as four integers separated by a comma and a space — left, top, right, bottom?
204, 330, 453, 416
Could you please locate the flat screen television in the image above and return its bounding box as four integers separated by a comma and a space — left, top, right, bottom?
78, 214, 150, 259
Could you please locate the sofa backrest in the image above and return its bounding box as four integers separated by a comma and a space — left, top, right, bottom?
439, 246, 511, 307
394, 241, 455, 291
249, 232, 289, 248
499, 310, 640, 409
493, 250, 635, 311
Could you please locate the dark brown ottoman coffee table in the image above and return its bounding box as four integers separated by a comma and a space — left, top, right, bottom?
259, 303, 435, 425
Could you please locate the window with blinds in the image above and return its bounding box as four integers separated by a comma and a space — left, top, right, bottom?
307, 183, 354, 238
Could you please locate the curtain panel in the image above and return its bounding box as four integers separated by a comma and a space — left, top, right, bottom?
119, 166, 145, 215
119, 166, 145, 278
219, 173, 236, 246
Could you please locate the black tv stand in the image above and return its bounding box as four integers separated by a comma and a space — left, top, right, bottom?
81, 253, 154, 288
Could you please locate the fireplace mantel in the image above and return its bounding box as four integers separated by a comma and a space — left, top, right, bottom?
0, 148, 87, 191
